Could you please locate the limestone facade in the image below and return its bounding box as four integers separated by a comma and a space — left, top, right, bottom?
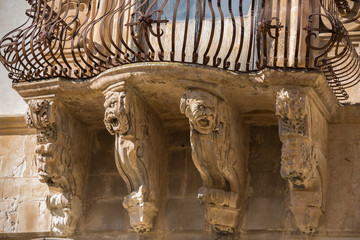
2, 0, 360, 239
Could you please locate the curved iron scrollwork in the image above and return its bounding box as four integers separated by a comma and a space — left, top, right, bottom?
0, 0, 265, 83
304, 0, 360, 101
1, 0, 359, 103
256, 16, 283, 69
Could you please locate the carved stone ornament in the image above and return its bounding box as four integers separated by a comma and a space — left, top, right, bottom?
25, 100, 57, 184
180, 89, 243, 234
25, 99, 82, 236
103, 87, 164, 233
276, 89, 324, 234
104, 91, 129, 135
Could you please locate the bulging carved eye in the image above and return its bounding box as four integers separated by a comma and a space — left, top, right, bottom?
109, 100, 116, 108
198, 105, 205, 111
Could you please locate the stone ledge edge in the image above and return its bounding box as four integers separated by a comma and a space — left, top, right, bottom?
0, 114, 36, 135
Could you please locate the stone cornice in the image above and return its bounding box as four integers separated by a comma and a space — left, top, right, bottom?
0, 115, 36, 135
12, 64, 340, 128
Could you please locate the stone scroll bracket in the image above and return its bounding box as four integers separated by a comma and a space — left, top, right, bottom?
276, 88, 328, 235
25, 97, 92, 237
103, 83, 166, 233
180, 89, 247, 234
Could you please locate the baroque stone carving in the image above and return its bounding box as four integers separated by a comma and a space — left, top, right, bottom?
103, 86, 164, 233
25, 99, 83, 236
276, 89, 324, 234
25, 100, 57, 185
180, 89, 244, 234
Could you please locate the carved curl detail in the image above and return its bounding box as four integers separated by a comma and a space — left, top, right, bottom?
276, 89, 308, 137
25, 100, 56, 141
46, 193, 81, 236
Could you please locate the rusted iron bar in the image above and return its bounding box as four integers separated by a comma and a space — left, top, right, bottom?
304, 0, 360, 100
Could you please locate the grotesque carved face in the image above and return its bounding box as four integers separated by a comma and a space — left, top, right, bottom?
104, 91, 129, 135
34, 140, 54, 183
37, 156, 55, 184
180, 90, 217, 134
280, 137, 315, 187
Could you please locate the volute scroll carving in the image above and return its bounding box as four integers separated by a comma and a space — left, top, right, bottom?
276, 89, 325, 235
180, 89, 245, 234
103, 86, 164, 233
25, 99, 86, 236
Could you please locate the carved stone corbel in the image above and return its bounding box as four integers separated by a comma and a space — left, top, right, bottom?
180, 89, 245, 234
103, 85, 164, 233
276, 89, 324, 234
25, 99, 85, 236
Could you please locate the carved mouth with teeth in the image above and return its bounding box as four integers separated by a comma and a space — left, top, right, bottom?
105, 113, 121, 131
198, 118, 210, 127
109, 116, 120, 128
104, 111, 129, 135
195, 115, 213, 127
286, 171, 309, 187
38, 170, 55, 186
192, 114, 215, 134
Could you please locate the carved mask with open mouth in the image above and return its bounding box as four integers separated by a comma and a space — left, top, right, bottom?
104, 91, 129, 135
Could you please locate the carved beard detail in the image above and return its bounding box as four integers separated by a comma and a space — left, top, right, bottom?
280, 137, 315, 187
104, 92, 129, 135
180, 91, 217, 135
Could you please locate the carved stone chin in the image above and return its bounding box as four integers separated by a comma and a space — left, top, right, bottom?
104, 91, 129, 135
103, 87, 164, 233
180, 89, 244, 234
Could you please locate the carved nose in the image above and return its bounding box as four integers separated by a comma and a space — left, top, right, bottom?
204, 108, 212, 115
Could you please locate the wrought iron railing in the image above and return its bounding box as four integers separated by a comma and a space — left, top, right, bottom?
0, 0, 264, 80
305, 0, 360, 101
0, 0, 360, 102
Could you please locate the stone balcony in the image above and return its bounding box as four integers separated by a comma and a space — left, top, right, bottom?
2, 0, 360, 239
9, 62, 335, 237
2, 0, 360, 102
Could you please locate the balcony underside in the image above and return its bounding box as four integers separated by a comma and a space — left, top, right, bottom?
13, 63, 339, 129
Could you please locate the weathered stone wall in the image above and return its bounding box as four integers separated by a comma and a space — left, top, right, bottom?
3, 116, 360, 239
80, 129, 206, 240
244, 126, 286, 232
0, 131, 52, 238
326, 123, 360, 234
2, 74, 360, 239
79, 125, 292, 239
